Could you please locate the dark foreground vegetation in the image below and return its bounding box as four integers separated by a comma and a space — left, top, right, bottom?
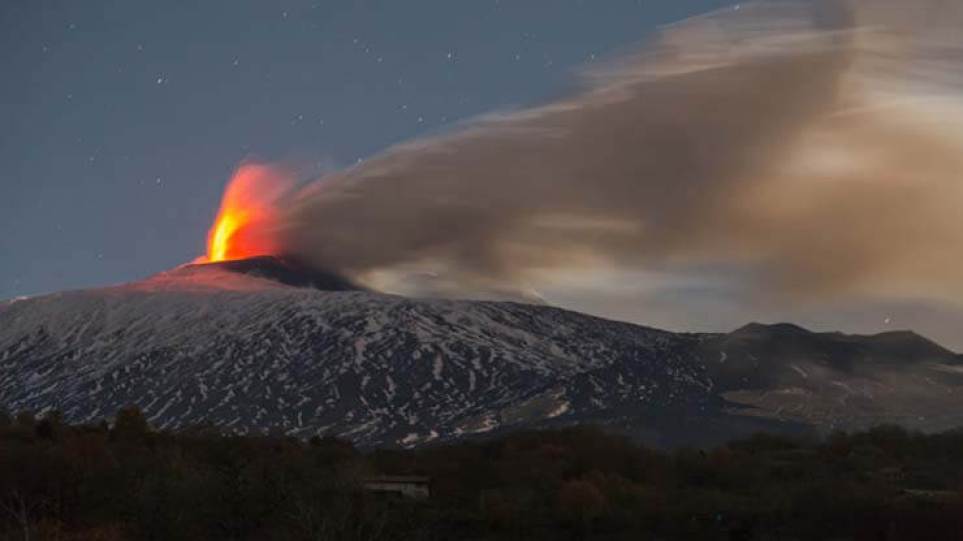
1, 407, 962, 540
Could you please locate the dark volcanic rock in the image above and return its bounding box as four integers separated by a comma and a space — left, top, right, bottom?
195, 256, 364, 292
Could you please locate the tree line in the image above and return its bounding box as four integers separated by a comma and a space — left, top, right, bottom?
0, 406, 961, 540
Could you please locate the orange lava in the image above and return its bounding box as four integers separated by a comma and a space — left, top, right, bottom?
202, 163, 292, 263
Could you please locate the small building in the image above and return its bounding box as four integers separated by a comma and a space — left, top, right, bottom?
901, 489, 958, 503
362, 475, 431, 499
875, 466, 906, 483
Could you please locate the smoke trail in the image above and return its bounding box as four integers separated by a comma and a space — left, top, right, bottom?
263, 0, 963, 306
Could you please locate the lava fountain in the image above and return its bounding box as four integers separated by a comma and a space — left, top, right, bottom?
200, 163, 293, 263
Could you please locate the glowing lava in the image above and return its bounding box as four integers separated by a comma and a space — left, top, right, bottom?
209, 212, 242, 262
202, 163, 292, 263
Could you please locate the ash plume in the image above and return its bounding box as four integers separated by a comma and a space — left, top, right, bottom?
255, 0, 963, 309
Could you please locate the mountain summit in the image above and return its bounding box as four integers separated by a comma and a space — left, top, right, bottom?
141, 255, 363, 292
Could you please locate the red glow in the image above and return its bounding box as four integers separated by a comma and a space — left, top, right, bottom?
202, 164, 291, 263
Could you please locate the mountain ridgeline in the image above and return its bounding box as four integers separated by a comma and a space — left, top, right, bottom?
1, 256, 961, 448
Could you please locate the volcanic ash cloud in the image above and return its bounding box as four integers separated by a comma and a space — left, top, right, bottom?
218, 1, 963, 311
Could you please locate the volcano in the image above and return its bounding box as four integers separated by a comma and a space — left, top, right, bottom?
2, 256, 962, 448
172, 255, 364, 292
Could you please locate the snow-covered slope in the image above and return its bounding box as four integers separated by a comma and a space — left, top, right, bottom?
2, 257, 961, 447
0, 258, 715, 447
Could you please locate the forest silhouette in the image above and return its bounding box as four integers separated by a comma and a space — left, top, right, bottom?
1, 407, 961, 540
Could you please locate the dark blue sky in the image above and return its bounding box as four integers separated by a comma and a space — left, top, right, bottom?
1, 0, 729, 300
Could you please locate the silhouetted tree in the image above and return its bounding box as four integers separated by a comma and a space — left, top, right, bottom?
110, 406, 150, 442
35, 410, 64, 441
558, 478, 607, 537
14, 411, 35, 431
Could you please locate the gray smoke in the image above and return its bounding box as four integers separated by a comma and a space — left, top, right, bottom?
265, 0, 963, 313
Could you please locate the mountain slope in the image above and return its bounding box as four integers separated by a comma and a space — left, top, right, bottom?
697, 323, 963, 432
1, 258, 716, 447
2, 257, 961, 447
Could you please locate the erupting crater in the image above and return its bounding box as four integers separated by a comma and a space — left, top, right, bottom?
200, 163, 293, 263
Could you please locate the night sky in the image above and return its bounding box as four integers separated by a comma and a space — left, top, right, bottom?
1, 0, 728, 299
4, 1, 963, 350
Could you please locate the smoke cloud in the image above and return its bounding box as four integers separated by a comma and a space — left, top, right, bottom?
246, 1, 963, 331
